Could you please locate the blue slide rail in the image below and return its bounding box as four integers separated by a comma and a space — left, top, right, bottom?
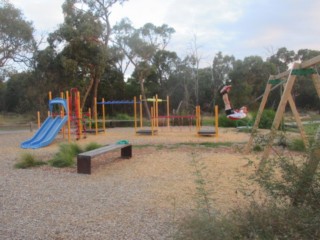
21, 116, 68, 149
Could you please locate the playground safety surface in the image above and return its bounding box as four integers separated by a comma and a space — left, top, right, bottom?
1, 127, 304, 239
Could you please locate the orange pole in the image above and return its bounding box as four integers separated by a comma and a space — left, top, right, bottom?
153, 96, 156, 128
94, 97, 98, 135
37, 111, 40, 128
76, 91, 82, 139
140, 95, 143, 128
102, 98, 106, 134
167, 96, 170, 128
60, 92, 65, 138
66, 91, 71, 142
155, 95, 159, 128
151, 106, 154, 136
48, 92, 52, 117
134, 96, 137, 132
215, 105, 219, 137
88, 108, 92, 130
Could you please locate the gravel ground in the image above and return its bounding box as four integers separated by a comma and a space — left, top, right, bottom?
1, 127, 263, 239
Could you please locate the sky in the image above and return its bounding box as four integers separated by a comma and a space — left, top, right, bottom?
9, 0, 320, 68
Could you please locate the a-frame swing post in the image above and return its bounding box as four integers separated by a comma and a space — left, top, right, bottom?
259, 63, 299, 168
311, 73, 320, 98
244, 76, 273, 153
245, 71, 290, 153
287, 94, 309, 149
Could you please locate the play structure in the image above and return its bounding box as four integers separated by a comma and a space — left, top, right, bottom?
21, 89, 86, 149
244, 55, 320, 168
134, 95, 161, 135
21, 98, 69, 149
21, 88, 220, 148
196, 105, 219, 136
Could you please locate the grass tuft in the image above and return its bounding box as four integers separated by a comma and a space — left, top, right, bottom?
49, 143, 82, 168
288, 138, 306, 152
84, 142, 103, 151
15, 152, 46, 169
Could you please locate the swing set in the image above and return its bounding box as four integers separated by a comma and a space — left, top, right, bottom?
244, 55, 320, 169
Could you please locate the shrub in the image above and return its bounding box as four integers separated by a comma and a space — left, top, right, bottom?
114, 113, 132, 120
15, 152, 46, 169
49, 143, 82, 168
218, 115, 237, 127
174, 148, 320, 239
288, 138, 306, 152
252, 108, 276, 129
84, 142, 102, 151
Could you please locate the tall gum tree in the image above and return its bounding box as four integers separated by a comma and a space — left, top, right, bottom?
113, 19, 175, 119
0, 1, 34, 74
48, 0, 107, 111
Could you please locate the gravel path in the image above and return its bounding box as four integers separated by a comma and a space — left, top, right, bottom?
1, 127, 258, 239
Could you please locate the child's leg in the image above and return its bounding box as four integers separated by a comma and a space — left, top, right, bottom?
222, 93, 234, 115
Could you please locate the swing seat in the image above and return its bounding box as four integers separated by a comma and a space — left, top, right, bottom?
227, 108, 248, 120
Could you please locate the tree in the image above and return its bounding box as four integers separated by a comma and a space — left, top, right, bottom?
0, 1, 34, 75
211, 52, 235, 109
48, 0, 108, 111
229, 56, 276, 110
113, 19, 175, 119
81, 0, 128, 45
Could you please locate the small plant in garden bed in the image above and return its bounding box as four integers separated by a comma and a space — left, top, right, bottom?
15, 153, 46, 169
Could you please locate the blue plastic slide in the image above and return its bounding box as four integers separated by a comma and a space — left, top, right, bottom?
21, 116, 68, 149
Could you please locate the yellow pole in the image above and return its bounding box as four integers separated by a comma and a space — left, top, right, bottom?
66, 91, 71, 142
151, 106, 154, 136
167, 95, 170, 128
196, 106, 201, 131
60, 92, 65, 138
77, 91, 82, 139
215, 105, 219, 137
134, 96, 137, 132
155, 94, 159, 128
37, 111, 40, 128
48, 91, 52, 118
102, 98, 106, 134
195, 106, 198, 130
94, 97, 98, 135
140, 95, 143, 128
151, 96, 157, 127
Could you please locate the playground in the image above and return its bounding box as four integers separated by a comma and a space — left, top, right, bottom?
1, 55, 319, 239
1, 125, 306, 239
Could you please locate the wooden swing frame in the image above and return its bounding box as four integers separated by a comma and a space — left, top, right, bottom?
244, 55, 320, 169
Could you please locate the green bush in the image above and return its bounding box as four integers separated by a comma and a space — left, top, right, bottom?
252, 108, 276, 129
288, 138, 306, 152
15, 152, 46, 169
174, 149, 320, 239
114, 113, 132, 120
84, 142, 102, 151
218, 115, 237, 127
49, 142, 103, 168
49, 143, 82, 168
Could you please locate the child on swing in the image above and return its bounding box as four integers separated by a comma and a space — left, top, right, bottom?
220, 85, 248, 120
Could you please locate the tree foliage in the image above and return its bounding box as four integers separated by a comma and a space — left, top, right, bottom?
0, 0, 34, 74
0, 0, 319, 117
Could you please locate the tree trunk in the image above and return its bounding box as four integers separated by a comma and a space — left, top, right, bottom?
91, 75, 100, 116
82, 76, 94, 111
183, 78, 190, 113
140, 78, 151, 120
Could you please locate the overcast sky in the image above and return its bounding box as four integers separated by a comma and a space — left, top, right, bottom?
10, 0, 320, 68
